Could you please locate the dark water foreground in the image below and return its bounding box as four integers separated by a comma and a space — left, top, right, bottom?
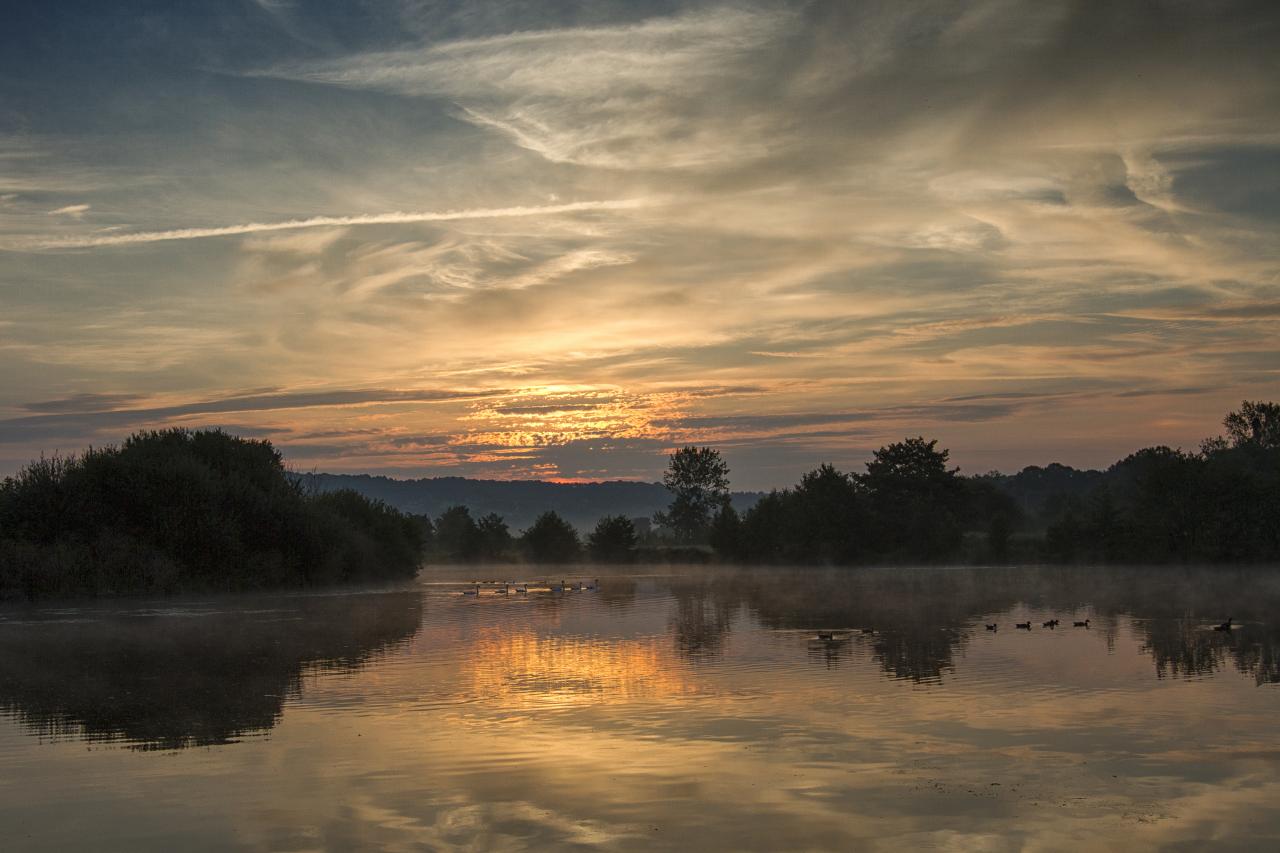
1, 566, 1278, 851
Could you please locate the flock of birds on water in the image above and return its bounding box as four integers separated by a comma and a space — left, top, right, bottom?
812, 615, 1236, 643
982, 616, 1234, 633
451, 581, 1238, 643
988, 618, 1089, 631
458, 579, 599, 596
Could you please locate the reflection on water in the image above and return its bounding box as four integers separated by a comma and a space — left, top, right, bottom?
1, 566, 1279, 850
0, 590, 421, 749
467, 630, 696, 709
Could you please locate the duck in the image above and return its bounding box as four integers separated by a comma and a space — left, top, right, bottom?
817, 631, 838, 642
860, 627, 875, 634
1213, 617, 1233, 632
1073, 619, 1090, 628
1042, 619, 1059, 629
1015, 621, 1032, 630
985, 623, 998, 631
586, 578, 599, 591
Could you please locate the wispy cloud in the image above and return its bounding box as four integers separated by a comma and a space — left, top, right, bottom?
0, 387, 507, 443
47, 203, 91, 219
258, 7, 793, 168
9, 199, 654, 250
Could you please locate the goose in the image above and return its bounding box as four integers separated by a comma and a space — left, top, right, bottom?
462, 584, 480, 596
1015, 621, 1032, 630
551, 580, 566, 593
817, 631, 838, 642
515, 584, 528, 594
586, 578, 599, 591
1213, 617, 1233, 632
1073, 619, 1090, 628
985, 623, 998, 631
860, 627, 875, 634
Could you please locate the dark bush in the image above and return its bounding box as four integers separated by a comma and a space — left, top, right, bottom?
0, 429, 422, 600
588, 515, 638, 562
522, 511, 581, 563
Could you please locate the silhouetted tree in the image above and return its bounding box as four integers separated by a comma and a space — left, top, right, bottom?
708, 504, 743, 559
522, 511, 581, 563
434, 505, 481, 562
735, 490, 790, 563
986, 514, 1012, 562
710, 402, 1280, 565
475, 513, 513, 561
0, 429, 422, 599
588, 515, 638, 562
859, 437, 964, 560
1044, 497, 1083, 562
413, 514, 435, 553
1223, 400, 1280, 449
654, 446, 730, 544
791, 464, 866, 563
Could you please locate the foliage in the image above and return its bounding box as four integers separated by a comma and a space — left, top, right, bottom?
707, 402, 1280, 566
708, 504, 742, 558
859, 437, 964, 560
432, 505, 481, 562
475, 513, 514, 561
521, 511, 581, 563
1222, 400, 1280, 449
588, 515, 638, 562
0, 429, 422, 600
654, 446, 731, 544
1037, 406, 1280, 564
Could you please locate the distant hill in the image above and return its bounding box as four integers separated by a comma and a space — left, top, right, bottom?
295, 473, 763, 531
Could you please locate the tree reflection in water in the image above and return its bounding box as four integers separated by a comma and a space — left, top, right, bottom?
1, 566, 1276, 758
656, 566, 1280, 686
0, 589, 422, 750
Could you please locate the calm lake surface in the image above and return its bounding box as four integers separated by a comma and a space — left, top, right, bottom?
2, 565, 1279, 851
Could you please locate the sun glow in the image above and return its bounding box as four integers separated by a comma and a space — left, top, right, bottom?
456, 387, 688, 449
464, 629, 696, 710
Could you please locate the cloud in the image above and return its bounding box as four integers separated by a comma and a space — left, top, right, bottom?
654, 403, 1019, 434
47, 203, 90, 219
2, 2, 1279, 484
22, 392, 148, 413
257, 6, 795, 168
10, 199, 653, 250
0, 387, 507, 444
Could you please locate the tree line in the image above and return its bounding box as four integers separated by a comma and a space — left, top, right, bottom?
2, 402, 1276, 599
419, 401, 1280, 566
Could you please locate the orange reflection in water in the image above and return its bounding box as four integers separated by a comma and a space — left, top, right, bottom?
464, 629, 696, 710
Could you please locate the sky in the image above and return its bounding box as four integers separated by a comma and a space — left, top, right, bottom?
1, 0, 1277, 490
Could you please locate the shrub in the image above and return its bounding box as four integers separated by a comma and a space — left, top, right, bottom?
0, 430, 422, 600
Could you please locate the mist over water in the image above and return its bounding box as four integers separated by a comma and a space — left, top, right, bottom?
1, 565, 1278, 850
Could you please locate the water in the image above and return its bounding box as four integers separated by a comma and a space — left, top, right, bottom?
2, 565, 1279, 851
